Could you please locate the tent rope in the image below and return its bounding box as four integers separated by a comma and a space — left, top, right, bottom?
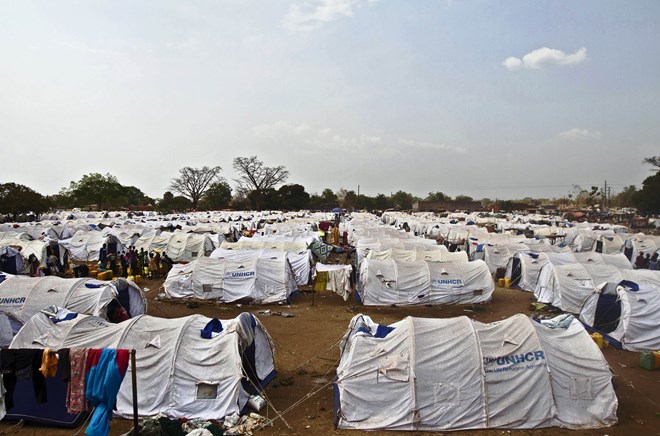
73, 405, 96, 436
256, 355, 341, 431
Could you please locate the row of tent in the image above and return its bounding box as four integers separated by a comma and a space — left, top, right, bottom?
4, 306, 619, 431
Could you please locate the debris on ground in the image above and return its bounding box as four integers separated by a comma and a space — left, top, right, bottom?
256, 310, 295, 318
224, 413, 270, 436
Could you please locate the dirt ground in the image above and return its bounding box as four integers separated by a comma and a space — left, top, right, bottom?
3, 261, 660, 436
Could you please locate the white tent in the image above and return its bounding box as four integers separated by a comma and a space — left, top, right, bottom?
58, 230, 125, 262
505, 252, 550, 292
163, 256, 297, 304
573, 252, 632, 269
134, 231, 217, 262
534, 264, 597, 313
0, 275, 146, 322
580, 280, 660, 351
10, 311, 275, 420
218, 241, 312, 285
365, 246, 468, 263
357, 259, 493, 306
335, 313, 617, 431
481, 243, 530, 274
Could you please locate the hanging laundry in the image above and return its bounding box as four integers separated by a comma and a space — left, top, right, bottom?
67, 348, 89, 414
39, 348, 59, 377
84, 349, 129, 436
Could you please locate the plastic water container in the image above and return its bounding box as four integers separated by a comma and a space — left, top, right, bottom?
497, 278, 505, 287
504, 278, 512, 288
591, 333, 604, 349
640, 351, 660, 370
248, 394, 266, 411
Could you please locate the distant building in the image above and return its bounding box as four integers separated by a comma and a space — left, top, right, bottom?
413, 200, 486, 212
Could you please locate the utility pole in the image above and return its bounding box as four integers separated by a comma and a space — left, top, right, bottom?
604, 180, 608, 210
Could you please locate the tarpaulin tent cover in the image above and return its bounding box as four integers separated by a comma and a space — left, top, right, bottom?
163, 256, 297, 304
335, 313, 617, 431
216, 243, 312, 285
580, 280, 660, 351
0, 275, 146, 322
10, 311, 275, 420
358, 259, 493, 306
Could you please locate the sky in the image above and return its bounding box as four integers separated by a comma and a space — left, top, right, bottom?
1, 0, 659, 201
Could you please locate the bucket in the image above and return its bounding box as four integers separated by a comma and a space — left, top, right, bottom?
248, 394, 266, 411
498, 278, 505, 287
504, 278, 512, 288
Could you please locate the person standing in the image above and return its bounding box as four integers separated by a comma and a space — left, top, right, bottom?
120, 252, 128, 277
99, 244, 108, 266
649, 253, 659, 270
148, 252, 158, 279
634, 251, 645, 269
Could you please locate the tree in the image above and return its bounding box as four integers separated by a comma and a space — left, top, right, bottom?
309, 188, 338, 210
278, 184, 310, 210
233, 156, 289, 210
0, 183, 51, 219
634, 162, 660, 214
248, 188, 279, 210
158, 191, 193, 213
125, 186, 153, 208
60, 173, 126, 209
374, 193, 392, 210
200, 181, 232, 210
426, 191, 451, 201
610, 185, 637, 208
454, 195, 474, 202
342, 190, 358, 210
642, 156, 660, 170
391, 191, 414, 210
169, 166, 223, 210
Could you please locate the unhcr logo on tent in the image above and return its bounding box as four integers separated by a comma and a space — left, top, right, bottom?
0, 297, 26, 305
482, 351, 546, 373
483, 351, 545, 367
225, 271, 256, 279
431, 279, 463, 286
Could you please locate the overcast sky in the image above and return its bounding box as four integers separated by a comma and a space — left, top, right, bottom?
1, 0, 659, 201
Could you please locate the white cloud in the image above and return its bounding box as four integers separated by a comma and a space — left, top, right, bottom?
503, 47, 588, 71
252, 121, 381, 150
282, 0, 378, 32
252, 121, 466, 156
558, 128, 602, 141
398, 138, 466, 153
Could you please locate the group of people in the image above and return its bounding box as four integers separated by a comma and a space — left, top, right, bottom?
98, 244, 173, 279
634, 251, 659, 270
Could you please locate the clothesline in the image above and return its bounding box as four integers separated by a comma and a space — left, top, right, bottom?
0, 347, 138, 436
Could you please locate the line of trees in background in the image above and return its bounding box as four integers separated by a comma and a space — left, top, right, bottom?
1, 156, 658, 218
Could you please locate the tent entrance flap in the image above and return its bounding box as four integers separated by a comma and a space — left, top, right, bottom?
593, 294, 621, 334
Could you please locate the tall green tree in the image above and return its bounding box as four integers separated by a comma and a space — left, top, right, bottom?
200, 181, 232, 210
426, 191, 451, 201
611, 186, 637, 208
634, 159, 660, 214
0, 183, 51, 219
374, 193, 392, 210
278, 184, 310, 210
60, 173, 127, 209
158, 191, 193, 213
454, 195, 474, 202
309, 188, 338, 210
169, 166, 223, 210
391, 191, 414, 210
